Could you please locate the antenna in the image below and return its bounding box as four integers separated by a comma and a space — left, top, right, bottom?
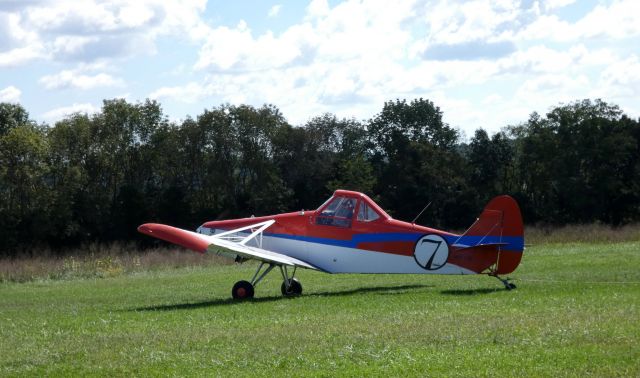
411, 201, 432, 224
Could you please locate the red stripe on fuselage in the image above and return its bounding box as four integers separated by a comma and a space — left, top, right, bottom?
356, 241, 415, 256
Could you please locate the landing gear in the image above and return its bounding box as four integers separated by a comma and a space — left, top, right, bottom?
281, 278, 302, 296
491, 274, 516, 290
231, 262, 274, 300
279, 265, 302, 297
232, 280, 255, 299
231, 262, 303, 299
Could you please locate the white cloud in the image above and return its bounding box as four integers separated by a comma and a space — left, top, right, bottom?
0, 11, 40, 48
385, 43, 607, 94
268, 4, 282, 18
418, 0, 523, 46
576, 1, 640, 39
39, 69, 123, 90
51, 35, 98, 58
517, 74, 590, 96
195, 0, 414, 71
5, 0, 640, 133
306, 0, 330, 19
541, 0, 576, 11
0, 45, 43, 67
0, 0, 209, 65
516, 0, 640, 42
497, 45, 583, 74
149, 82, 208, 103
159, 0, 639, 131
194, 21, 321, 71
482, 94, 503, 105
595, 55, 640, 98
188, 0, 551, 121
0, 11, 44, 66
0, 85, 21, 103
42, 103, 99, 122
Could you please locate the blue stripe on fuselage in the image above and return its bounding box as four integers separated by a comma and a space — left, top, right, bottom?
264, 232, 524, 252
265, 232, 419, 248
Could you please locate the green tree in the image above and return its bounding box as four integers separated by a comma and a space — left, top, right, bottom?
0, 103, 30, 136
467, 128, 514, 210
230, 104, 292, 215
368, 98, 469, 227
46, 114, 94, 245
273, 114, 374, 210
509, 99, 640, 224
0, 123, 50, 251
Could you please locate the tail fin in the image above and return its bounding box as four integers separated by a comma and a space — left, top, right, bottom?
450, 195, 525, 274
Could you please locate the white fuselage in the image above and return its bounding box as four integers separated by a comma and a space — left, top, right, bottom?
199, 227, 474, 275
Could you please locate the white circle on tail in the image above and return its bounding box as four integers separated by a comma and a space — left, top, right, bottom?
414, 234, 449, 270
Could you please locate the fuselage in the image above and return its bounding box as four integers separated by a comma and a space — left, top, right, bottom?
196, 190, 510, 274
138, 190, 525, 298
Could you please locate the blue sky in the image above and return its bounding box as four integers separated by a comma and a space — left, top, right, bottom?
1, 0, 639, 136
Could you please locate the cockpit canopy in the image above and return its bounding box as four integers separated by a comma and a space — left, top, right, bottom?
315, 190, 389, 228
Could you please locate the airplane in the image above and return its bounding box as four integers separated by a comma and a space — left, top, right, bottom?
138, 189, 524, 299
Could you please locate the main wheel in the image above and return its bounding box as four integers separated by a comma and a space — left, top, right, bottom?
507, 282, 517, 290
232, 280, 255, 299
281, 278, 302, 296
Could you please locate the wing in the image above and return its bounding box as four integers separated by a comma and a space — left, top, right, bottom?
137, 221, 318, 270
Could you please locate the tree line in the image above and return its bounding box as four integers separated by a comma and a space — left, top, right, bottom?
1, 98, 639, 255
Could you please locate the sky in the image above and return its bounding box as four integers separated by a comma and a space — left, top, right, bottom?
1, 0, 639, 136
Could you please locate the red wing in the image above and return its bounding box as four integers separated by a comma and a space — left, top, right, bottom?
138, 223, 210, 253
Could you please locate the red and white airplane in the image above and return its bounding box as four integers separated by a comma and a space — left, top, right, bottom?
138, 190, 524, 299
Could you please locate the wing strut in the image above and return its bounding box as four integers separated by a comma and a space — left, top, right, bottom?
251, 262, 276, 287
213, 220, 275, 248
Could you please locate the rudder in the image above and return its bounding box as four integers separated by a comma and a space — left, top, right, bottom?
459, 195, 524, 274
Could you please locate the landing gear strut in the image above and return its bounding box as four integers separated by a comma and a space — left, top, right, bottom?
280, 265, 302, 296
231, 262, 302, 299
491, 274, 516, 290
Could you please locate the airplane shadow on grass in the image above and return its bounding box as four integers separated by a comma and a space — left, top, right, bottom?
132, 284, 435, 312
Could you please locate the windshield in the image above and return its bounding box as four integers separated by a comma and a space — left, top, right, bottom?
317, 196, 356, 227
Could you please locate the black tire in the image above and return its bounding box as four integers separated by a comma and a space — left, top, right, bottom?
281, 278, 302, 296
507, 282, 517, 290
232, 280, 254, 299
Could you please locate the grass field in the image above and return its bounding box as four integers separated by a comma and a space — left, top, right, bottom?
1, 241, 639, 376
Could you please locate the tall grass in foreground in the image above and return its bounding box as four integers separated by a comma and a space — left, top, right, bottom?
0, 242, 231, 283
525, 223, 640, 244
1, 223, 639, 283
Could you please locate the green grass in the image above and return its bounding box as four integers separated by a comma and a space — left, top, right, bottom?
1, 242, 639, 377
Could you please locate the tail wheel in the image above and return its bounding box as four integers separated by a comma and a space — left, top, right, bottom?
232, 280, 255, 300
490, 274, 517, 290
281, 278, 302, 296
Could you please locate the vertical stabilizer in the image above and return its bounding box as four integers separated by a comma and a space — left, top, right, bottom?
453, 195, 524, 274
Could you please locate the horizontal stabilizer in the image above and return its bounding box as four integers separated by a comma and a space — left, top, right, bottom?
452, 242, 509, 251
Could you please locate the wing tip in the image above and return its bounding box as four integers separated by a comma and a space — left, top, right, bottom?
137, 223, 208, 254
